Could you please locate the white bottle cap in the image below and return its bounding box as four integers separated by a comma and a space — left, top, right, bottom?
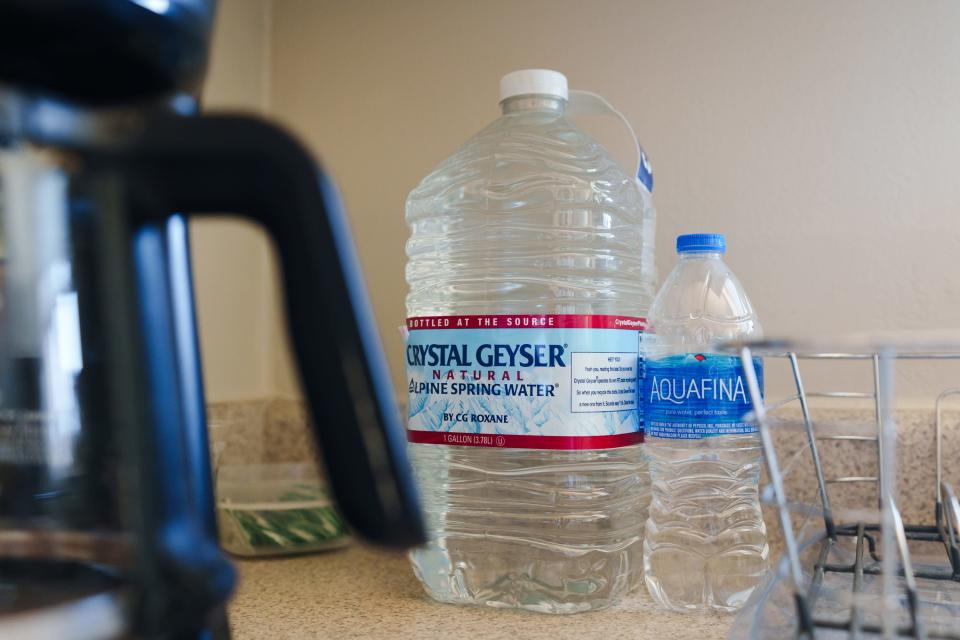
499, 69, 568, 102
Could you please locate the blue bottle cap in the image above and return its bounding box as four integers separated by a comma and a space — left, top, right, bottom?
676, 233, 726, 254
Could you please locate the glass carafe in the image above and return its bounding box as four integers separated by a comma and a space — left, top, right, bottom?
0, 88, 423, 639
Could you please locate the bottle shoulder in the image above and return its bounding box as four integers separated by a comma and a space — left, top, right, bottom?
405, 113, 642, 220
648, 258, 761, 343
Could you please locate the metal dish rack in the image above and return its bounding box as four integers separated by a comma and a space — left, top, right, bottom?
723, 338, 960, 639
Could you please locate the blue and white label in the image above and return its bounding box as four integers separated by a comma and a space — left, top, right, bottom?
642, 353, 762, 439
638, 148, 654, 193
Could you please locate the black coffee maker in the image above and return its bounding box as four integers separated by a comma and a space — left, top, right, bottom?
0, 1, 423, 638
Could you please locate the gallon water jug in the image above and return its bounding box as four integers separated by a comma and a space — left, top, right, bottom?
405, 69, 656, 612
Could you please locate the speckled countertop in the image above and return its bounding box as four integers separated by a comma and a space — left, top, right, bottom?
218, 402, 960, 639
227, 545, 734, 640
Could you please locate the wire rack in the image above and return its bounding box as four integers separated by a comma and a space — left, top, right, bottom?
721, 338, 960, 639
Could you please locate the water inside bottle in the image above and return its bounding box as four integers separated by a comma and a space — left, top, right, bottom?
642, 236, 769, 612
405, 70, 656, 613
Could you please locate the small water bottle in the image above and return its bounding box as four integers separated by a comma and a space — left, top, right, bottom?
642, 233, 768, 612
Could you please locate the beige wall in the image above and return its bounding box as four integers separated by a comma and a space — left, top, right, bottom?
202, 0, 960, 404
194, 0, 277, 401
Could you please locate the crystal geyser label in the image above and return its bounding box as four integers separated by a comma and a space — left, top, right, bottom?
405, 315, 644, 449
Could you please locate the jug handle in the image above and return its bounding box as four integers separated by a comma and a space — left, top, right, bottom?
568, 89, 654, 194
123, 114, 424, 549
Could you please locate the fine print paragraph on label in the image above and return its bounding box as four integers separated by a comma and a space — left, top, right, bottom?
571, 352, 638, 413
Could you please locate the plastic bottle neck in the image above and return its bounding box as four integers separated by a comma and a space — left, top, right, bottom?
500, 95, 566, 115
678, 251, 724, 260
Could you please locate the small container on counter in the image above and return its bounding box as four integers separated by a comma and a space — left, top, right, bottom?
216, 462, 350, 557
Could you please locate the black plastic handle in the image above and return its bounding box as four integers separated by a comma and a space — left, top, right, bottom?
124, 114, 424, 548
